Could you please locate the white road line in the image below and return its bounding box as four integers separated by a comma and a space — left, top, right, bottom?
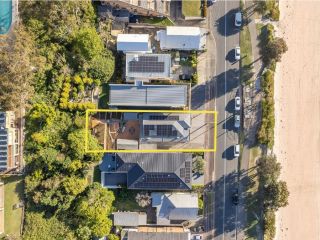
222, 0, 227, 239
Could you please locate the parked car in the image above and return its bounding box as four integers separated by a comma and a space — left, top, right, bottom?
194, 235, 202, 240
234, 144, 240, 157
235, 46, 241, 61
179, 74, 191, 80
235, 96, 241, 110
232, 190, 239, 205
234, 115, 240, 128
235, 12, 242, 27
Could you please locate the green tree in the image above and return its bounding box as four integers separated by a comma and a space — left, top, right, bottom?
107, 234, 120, 240
263, 210, 276, 240
23, 212, 76, 240
193, 156, 205, 175
73, 27, 104, 60
264, 180, 289, 210
257, 155, 281, 185
74, 183, 115, 238
266, 37, 288, 63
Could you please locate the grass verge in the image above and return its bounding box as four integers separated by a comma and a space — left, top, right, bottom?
244, 146, 262, 239
139, 17, 174, 26
240, 25, 254, 83
2, 176, 24, 237
182, 0, 202, 17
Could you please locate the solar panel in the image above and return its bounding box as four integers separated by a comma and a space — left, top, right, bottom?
128, 56, 165, 73
156, 125, 177, 137
149, 115, 180, 120
132, 173, 183, 189
185, 161, 191, 183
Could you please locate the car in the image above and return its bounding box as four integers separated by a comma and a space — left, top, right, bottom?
194, 235, 202, 240
234, 144, 240, 157
235, 46, 241, 61
235, 12, 242, 27
235, 96, 241, 110
234, 115, 240, 128
179, 74, 191, 80
232, 190, 239, 205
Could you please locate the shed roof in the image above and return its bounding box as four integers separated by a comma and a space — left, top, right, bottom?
113, 212, 147, 226
109, 82, 187, 107
117, 34, 150, 53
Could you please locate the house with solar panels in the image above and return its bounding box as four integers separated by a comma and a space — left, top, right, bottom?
156, 26, 207, 51
125, 53, 172, 82
0, 111, 19, 171
117, 34, 152, 53
100, 153, 192, 190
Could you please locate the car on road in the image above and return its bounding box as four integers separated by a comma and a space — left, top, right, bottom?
235, 96, 241, 110
232, 190, 239, 205
234, 115, 240, 128
179, 74, 191, 80
234, 144, 240, 157
235, 46, 241, 61
235, 12, 242, 27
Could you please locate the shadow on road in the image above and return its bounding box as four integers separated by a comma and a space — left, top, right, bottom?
225, 48, 237, 63
216, 8, 240, 37
215, 68, 240, 98
222, 145, 235, 160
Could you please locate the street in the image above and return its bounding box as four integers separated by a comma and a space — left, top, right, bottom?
198, 0, 241, 239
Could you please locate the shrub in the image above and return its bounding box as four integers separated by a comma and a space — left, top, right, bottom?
135, 192, 151, 208
191, 73, 199, 86
263, 210, 276, 240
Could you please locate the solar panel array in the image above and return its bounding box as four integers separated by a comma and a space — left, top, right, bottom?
128, 56, 165, 73
149, 115, 180, 120
185, 161, 191, 183
132, 173, 183, 189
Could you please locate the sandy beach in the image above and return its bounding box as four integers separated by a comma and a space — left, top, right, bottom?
274, 1, 320, 239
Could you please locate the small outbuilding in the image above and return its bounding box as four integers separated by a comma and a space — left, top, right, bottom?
117, 34, 151, 53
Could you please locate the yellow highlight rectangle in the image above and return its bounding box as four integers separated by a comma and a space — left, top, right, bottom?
85, 109, 218, 153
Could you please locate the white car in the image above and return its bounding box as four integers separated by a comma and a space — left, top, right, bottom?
235, 96, 241, 111
235, 46, 241, 61
235, 12, 242, 27
234, 115, 240, 128
234, 144, 240, 157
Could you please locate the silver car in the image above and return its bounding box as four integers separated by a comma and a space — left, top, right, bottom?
235, 96, 241, 111
235, 12, 242, 27
234, 115, 240, 128
235, 46, 241, 61
234, 144, 240, 157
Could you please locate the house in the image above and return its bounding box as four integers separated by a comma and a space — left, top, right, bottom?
125, 53, 171, 81
156, 26, 207, 51
100, 153, 192, 190
139, 113, 191, 144
101, 0, 170, 17
117, 34, 151, 53
113, 212, 147, 227
109, 81, 188, 108
151, 192, 199, 225
0, 111, 19, 171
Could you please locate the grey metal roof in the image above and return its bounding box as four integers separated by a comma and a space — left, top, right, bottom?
100, 153, 192, 190
127, 231, 190, 240
117, 34, 150, 53
151, 192, 198, 225
126, 53, 171, 79
113, 212, 147, 226
156, 27, 206, 51
109, 82, 188, 107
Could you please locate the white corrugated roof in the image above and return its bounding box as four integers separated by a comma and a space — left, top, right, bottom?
117, 34, 149, 43
166, 26, 200, 36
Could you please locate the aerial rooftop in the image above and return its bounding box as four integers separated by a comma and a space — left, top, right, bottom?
109, 81, 188, 108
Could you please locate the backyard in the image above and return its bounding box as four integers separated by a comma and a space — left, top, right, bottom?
182, 0, 202, 18
2, 175, 24, 237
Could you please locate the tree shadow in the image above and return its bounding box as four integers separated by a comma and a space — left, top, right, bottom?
216, 8, 241, 37
222, 145, 235, 160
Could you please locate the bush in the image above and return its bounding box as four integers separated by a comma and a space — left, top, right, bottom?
191, 73, 199, 86
135, 192, 151, 208
263, 210, 276, 240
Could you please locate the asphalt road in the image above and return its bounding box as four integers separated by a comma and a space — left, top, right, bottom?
208, 1, 241, 240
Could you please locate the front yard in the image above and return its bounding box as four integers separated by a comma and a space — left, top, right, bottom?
2, 176, 24, 237
182, 0, 202, 18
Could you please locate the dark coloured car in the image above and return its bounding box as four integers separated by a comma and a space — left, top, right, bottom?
179, 74, 191, 80
232, 190, 239, 205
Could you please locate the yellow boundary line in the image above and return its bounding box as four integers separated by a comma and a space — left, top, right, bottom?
85, 109, 218, 153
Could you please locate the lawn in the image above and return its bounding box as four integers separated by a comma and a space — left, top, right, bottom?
240, 25, 254, 83
139, 17, 174, 26
2, 175, 24, 237
182, 0, 202, 17
244, 146, 262, 239
112, 189, 145, 212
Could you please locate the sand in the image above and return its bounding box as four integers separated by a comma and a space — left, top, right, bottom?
274, 1, 320, 240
